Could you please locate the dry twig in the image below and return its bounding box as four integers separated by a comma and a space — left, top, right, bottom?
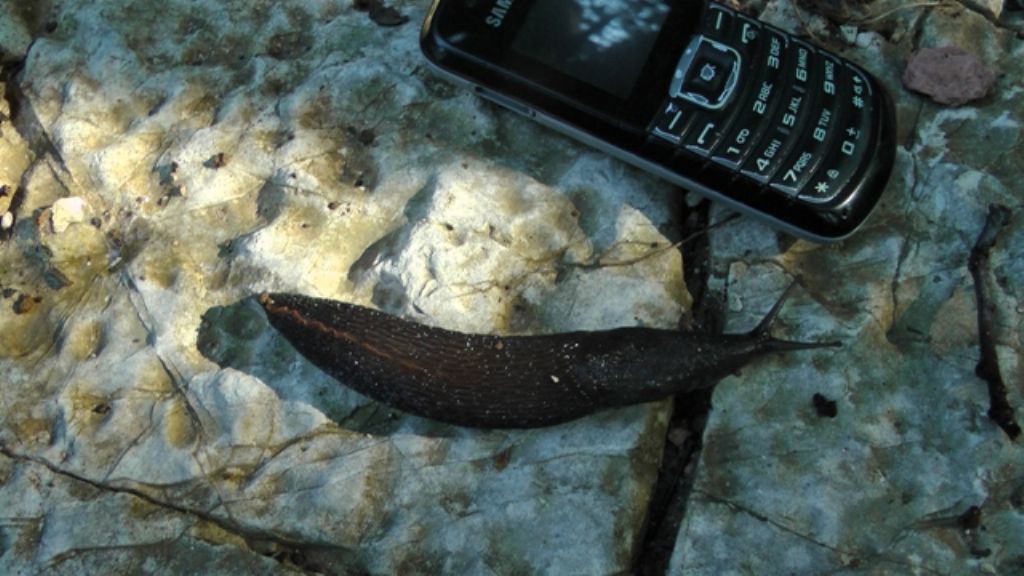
967, 204, 1020, 440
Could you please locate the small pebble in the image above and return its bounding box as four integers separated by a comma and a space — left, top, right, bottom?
903, 46, 996, 106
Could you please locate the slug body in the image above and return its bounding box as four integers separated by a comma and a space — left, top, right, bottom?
258, 285, 836, 429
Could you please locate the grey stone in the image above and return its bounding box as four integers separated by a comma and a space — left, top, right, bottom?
964, 0, 1006, 18
669, 1, 1024, 574
0, 1, 36, 62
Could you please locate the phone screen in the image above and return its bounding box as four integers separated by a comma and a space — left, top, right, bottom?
509, 1, 671, 99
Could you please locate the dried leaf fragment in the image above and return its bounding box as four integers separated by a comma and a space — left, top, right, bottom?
13, 293, 41, 315
902, 46, 996, 106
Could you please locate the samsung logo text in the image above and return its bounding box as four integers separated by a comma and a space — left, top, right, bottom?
486, 0, 515, 28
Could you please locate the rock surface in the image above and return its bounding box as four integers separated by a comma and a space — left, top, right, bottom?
0, 0, 681, 573
670, 1, 1024, 574
0, 0, 1021, 575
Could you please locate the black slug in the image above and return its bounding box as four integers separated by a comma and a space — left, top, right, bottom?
258, 283, 839, 429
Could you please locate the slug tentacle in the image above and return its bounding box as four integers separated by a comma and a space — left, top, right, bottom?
745, 281, 842, 354
258, 282, 838, 429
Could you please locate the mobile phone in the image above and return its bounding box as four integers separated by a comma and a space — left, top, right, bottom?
420, 0, 897, 242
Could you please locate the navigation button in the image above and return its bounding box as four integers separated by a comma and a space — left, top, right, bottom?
670, 36, 741, 110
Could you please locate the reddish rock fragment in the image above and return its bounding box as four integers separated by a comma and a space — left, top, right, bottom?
902, 46, 996, 106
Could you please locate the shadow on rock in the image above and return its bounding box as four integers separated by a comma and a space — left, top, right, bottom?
197, 296, 466, 438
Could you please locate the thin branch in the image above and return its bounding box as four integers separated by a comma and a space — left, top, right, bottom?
569, 213, 740, 271
967, 204, 1020, 440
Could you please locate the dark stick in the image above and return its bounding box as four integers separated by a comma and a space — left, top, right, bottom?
967, 204, 1020, 440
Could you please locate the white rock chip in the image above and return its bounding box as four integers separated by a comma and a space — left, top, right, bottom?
49, 196, 91, 233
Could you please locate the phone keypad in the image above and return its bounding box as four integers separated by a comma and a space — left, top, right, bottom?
801, 65, 875, 203
706, 17, 783, 168
772, 51, 840, 197
679, 13, 756, 160
649, 2, 880, 207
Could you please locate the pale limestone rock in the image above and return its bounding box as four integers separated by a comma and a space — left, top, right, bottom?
0, 83, 33, 221
0, 0, 678, 573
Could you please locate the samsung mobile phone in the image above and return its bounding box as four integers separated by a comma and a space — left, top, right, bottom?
420, 0, 897, 242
